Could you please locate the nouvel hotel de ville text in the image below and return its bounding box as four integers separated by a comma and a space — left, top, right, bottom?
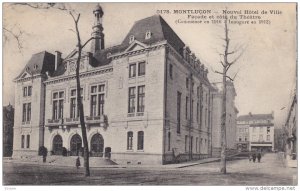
12, 5, 237, 164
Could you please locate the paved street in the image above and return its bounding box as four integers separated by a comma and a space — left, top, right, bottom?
3, 153, 297, 185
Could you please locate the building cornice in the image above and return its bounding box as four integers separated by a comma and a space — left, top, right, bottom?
44, 65, 113, 85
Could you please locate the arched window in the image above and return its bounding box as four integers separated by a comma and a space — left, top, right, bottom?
137, 131, 144, 150
127, 131, 133, 150
70, 134, 82, 156
145, 30, 151, 39
91, 133, 104, 155
53, 135, 63, 155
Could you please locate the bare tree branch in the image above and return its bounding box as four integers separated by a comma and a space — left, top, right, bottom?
3, 27, 24, 51
225, 75, 234, 81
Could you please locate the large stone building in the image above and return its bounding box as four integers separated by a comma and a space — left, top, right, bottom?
12, 5, 215, 164
236, 112, 275, 152
211, 81, 238, 157
3, 104, 14, 157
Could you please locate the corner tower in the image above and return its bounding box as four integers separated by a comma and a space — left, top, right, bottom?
91, 4, 105, 54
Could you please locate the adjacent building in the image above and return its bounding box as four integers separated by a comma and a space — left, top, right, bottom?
284, 88, 297, 167
12, 5, 215, 164
211, 81, 238, 157
236, 112, 275, 152
3, 104, 14, 157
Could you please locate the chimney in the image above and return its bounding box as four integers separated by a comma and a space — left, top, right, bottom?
55, 51, 62, 71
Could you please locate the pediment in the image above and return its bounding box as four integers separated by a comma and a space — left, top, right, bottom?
124, 40, 148, 53
20, 71, 31, 79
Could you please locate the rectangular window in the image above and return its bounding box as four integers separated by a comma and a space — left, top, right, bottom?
169, 64, 173, 79
22, 103, 31, 122
128, 87, 136, 113
52, 91, 64, 119
21, 135, 25, 148
90, 85, 105, 116
137, 86, 145, 112
185, 135, 188, 152
197, 102, 199, 123
70, 88, 83, 118
137, 131, 144, 150
190, 136, 193, 153
191, 100, 194, 121
192, 82, 194, 94
186, 78, 189, 89
196, 137, 198, 152
177, 91, 181, 133
129, 64, 136, 78
127, 131, 133, 150
186, 96, 189, 119
26, 135, 30, 148
138, 62, 146, 76
23, 86, 32, 97
23, 87, 27, 97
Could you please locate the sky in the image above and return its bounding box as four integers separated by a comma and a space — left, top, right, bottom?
3, 3, 297, 128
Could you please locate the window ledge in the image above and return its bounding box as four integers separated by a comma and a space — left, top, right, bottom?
137, 150, 144, 152
126, 149, 134, 152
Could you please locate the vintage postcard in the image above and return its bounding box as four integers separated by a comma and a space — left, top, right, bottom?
2, 2, 297, 190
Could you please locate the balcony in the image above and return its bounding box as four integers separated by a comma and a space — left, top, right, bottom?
85, 115, 108, 128
64, 117, 80, 126
21, 121, 31, 127
46, 118, 63, 127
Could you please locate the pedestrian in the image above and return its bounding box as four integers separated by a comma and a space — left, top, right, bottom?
252, 152, 256, 163
76, 157, 80, 169
257, 152, 262, 163
248, 153, 252, 162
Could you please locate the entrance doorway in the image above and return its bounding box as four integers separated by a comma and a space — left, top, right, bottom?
52, 135, 63, 155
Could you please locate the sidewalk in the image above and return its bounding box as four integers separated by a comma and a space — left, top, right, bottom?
4, 156, 222, 169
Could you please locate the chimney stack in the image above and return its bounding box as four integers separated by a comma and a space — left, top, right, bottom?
55, 51, 62, 71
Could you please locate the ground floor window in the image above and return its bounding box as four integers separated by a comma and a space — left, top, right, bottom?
127, 131, 133, 150
52, 135, 63, 155
70, 134, 82, 156
90, 133, 104, 157
137, 131, 144, 150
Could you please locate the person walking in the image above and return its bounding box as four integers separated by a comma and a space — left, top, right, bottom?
76, 157, 81, 169
252, 152, 257, 163
248, 153, 252, 162
257, 152, 262, 163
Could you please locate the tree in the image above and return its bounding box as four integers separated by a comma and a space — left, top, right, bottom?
214, 13, 245, 174
10, 3, 97, 177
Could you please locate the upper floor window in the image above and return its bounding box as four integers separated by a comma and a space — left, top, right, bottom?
22, 103, 31, 122
137, 131, 144, 150
26, 135, 30, 148
128, 87, 136, 113
129, 61, 146, 78
169, 64, 173, 79
90, 84, 105, 117
137, 86, 145, 112
53, 91, 64, 120
186, 78, 189, 89
23, 86, 32, 97
177, 91, 181, 134
129, 64, 136, 78
129, 35, 135, 43
70, 88, 83, 118
138, 62, 146, 76
145, 30, 151, 39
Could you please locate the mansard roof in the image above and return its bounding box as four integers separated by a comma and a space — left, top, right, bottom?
237, 114, 274, 121
15, 51, 55, 80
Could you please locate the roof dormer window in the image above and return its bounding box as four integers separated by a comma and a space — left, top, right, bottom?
129, 35, 135, 44
34, 64, 38, 70
145, 30, 151, 39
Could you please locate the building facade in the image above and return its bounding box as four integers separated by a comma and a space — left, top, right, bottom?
3, 104, 14, 157
211, 81, 238, 157
12, 5, 214, 164
236, 113, 274, 152
284, 88, 297, 167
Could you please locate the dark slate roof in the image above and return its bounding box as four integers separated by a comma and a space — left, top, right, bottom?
121, 15, 185, 55
237, 114, 274, 121
16, 51, 55, 79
